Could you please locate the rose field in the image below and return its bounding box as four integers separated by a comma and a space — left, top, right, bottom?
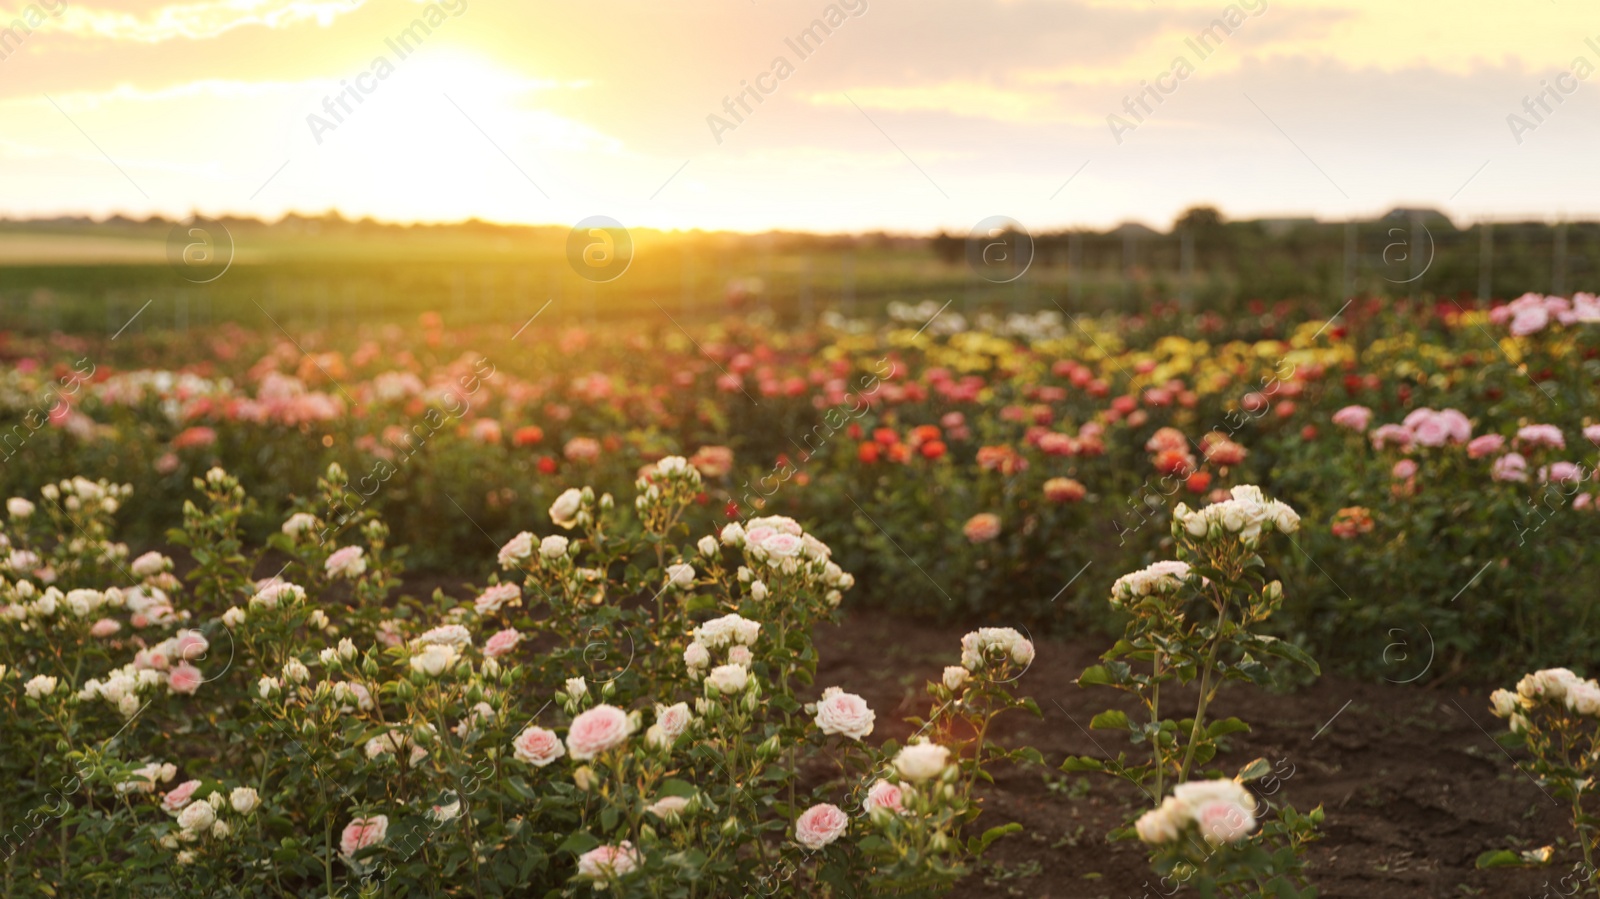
2, 292, 1599, 898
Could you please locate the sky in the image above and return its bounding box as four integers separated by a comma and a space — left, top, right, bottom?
2, 0, 1598, 233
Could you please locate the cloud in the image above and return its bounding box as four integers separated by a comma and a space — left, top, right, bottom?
43, 0, 368, 43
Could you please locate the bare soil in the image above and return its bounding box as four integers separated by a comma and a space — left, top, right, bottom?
815, 609, 1568, 899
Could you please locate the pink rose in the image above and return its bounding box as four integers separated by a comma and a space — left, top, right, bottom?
814, 687, 875, 740
162, 779, 201, 814
325, 546, 367, 579
474, 583, 520, 615
794, 802, 848, 850
90, 618, 120, 638
1370, 424, 1413, 451
339, 815, 389, 858
654, 702, 692, 741
1194, 799, 1256, 844
1409, 415, 1450, 448
1517, 424, 1566, 450
1391, 459, 1418, 480
863, 779, 905, 816
1467, 434, 1505, 459
576, 842, 639, 881
171, 630, 209, 664
1541, 462, 1583, 485
1438, 409, 1472, 443
1492, 453, 1529, 483
1585, 425, 1600, 447
483, 628, 521, 659
167, 663, 204, 695
565, 704, 634, 760
1331, 405, 1372, 432
513, 726, 566, 767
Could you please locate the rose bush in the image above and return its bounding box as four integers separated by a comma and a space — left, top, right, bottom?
0, 461, 1041, 896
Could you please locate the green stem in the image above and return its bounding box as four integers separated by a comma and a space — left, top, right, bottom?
1180, 624, 1225, 784
1151, 654, 1165, 801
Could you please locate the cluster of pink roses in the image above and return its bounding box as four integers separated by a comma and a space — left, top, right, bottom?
1487, 292, 1600, 336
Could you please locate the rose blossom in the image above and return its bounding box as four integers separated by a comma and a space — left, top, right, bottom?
177, 800, 215, 834
814, 687, 875, 740
474, 583, 520, 614
646, 795, 691, 820
410, 644, 459, 677
1391, 459, 1417, 480
566, 704, 635, 760
162, 779, 201, 814
339, 815, 389, 859
549, 488, 584, 528
1467, 434, 1505, 459
962, 513, 1001, 544
325, 546, 367, 579
484, 628, 521, 659
651, 702, 692, 743
230, 786, 260, 814
893, 741, 951, 782
794, 803, 848, 850
166, 663, 203, 695
1173, 780, 1258, 845
1541, 461, 1584, 484
1331, 405, 1372, 432
706, 663, 749, 695
513, 726, 566, 767
576, 842, 639, 882
1517, 424, 1566, 450
864, 779, 905, 816
497, 531, 534, 568
1492, 453, 1528, 483
90, 618, 120, 638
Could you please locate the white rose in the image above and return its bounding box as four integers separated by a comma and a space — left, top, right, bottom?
410, 644, 459, 677
539, 536, 569, 560
6, 498, 34, 519
230, 787, 261, 814
720, 523, 746, 546
177, 801, 215, 834
549, 488, 584, 529
683, 642, 710, 673
1488, 688, 1519, 718
24, 674, 58, 699
706, 663, 749, 695
942, 666, 970, 691
696, 535, 718, 558
893, 742, 951, 782
666, 563, 695, 590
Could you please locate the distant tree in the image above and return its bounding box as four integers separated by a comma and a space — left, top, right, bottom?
930, 231, 964, 265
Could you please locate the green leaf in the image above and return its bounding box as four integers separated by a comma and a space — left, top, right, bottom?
1060, 756, 1105, 773
1207, 717, 1251, 739
971, 822, 1021, 855
657, 778, 697, 798
1475, 848, 1535, 869
557, 832, 600, 856
1077, 665, 1116, 687
1090, 710, 1130, 731
1236, 757, 1273, 782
